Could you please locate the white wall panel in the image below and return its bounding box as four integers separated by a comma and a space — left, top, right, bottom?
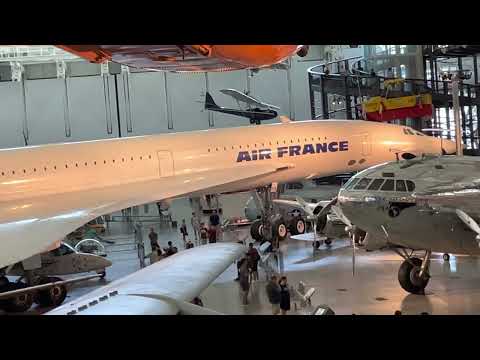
67, 76, 119, 141
25, 79, 69, 146
166, 72, 208, 132
291, 58, 316, 121
206, 70, 248, 128
0, 82, 26, 149
117, 72, 169, 137
250, 68, 290, 125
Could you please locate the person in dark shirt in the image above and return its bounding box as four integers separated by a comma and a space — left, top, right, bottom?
279, 276, 291, 315
199, 222, 208, 245
209, 210, 220, 242
247, 243, 260, 282
266, 275, 281, 315
180, 219, 188, 245
148, 228, 159, 251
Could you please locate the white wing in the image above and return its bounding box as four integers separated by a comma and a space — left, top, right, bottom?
220, 89, 280, 110
46, 243, 245, 315
0, 162, 292, 269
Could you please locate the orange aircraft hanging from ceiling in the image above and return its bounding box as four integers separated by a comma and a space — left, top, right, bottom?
57, 45, 309, 72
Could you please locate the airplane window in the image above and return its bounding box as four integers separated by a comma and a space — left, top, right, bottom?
415, 131, 425, 136
406, 180, 415, 192
396, 180, 407, 192
380, 179, 395, 191
354, 178, 372, 190
343, 177, 360, 189
367, 179, 385, 190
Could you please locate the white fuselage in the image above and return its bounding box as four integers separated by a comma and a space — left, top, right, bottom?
0, 120, 452, 268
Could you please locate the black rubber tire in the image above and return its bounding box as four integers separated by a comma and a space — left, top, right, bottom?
324, 238, 332, 246
443, 253, 450, 261
98, 270, 107, 279
35, 277, 67, 308
250, 219, 264, 242
398, 257, 429, 295
0, 282, 33, 313
312, 241, 321, 249
290, 217, 306, 235
271, 215, 287, 241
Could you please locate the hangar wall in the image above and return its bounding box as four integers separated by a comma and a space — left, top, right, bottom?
0, 46, 324, 149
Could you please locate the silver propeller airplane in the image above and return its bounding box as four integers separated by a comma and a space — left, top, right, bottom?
337, 154, 480, 295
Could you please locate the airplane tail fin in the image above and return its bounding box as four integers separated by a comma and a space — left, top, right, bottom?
205, 92, 220, 110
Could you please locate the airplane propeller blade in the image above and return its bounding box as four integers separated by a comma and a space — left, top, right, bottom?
295, 196, 315, 218
456, 209, 480, 241
316, 197, 338, 219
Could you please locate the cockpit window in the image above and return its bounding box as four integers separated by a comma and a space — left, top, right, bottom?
353, 178, 372, 190
415, 131, 425, 136
396, 180, 407, 192
343, 177, 360, 190
367, 179, 385, 190
406, 180, 415, 192
51, 243, 75, 257
380, 179, 395, 191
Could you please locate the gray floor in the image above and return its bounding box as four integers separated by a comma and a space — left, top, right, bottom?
6, 186, 480, 315
26, 225, 480, 315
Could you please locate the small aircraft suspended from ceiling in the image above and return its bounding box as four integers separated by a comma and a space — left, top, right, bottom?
204, 88, 281, 124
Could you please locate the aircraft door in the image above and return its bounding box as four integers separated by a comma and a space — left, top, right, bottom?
362, 134, 372, 156
157, 151, 174, 177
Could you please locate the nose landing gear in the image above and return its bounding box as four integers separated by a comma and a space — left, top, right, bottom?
394, 249, 431, 295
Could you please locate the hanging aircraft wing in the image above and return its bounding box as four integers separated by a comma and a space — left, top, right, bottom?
220, 89, 281, 110
57, 45, 303, 73
0, 161, 293, 269
46, 243, 245, 315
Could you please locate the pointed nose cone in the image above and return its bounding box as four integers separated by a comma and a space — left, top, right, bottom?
98, 256, 112, 269
442, 138, 458, 155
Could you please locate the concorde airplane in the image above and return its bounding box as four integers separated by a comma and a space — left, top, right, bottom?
0, 119, 455, 274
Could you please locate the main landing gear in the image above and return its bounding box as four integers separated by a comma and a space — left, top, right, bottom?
394, 249, 431, 295
249, 185, 288, 248
0, 274, 68, 313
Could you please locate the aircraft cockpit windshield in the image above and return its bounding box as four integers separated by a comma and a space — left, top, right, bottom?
346, 177, 416, 192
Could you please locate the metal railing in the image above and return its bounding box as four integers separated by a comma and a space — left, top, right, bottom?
0, 46, 80, 64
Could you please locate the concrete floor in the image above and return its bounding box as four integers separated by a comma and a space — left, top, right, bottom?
25, 225, 480, 316
5, 186, 480, 315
